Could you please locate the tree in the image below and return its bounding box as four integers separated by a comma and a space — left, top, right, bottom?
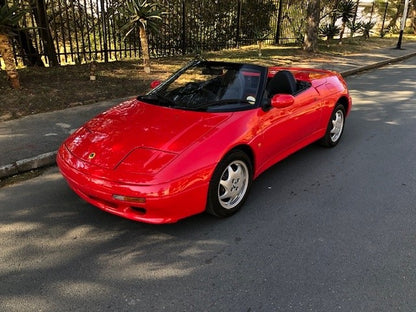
240, 0, 276, 55
30, 0, 59, 66
320, 23, 340, 40
361, 21, 375, 38
280, 2, 307, 44
15, 28, 44, 66
119, 0, 165, 73
303, 0, 321, 52
336, 0, 356, 43
319, 0, 341, 40
0, 0, 43, 67
410, 0, 416, 33
240, 0, 276, 43
0, 3, 26, 89
349, 0, 360, 37
348, 20, 362, 37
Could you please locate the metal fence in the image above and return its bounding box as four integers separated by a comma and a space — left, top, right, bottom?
11, 0, 307, 66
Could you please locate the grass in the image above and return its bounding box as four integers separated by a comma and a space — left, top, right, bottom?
0, 36, 412, 121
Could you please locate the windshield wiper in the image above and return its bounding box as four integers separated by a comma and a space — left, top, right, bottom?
138, 94, 175, 107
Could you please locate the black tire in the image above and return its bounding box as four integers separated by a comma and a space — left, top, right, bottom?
319, 103, 346, 147
206, 150, 252, 218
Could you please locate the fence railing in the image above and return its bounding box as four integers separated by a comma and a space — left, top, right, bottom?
11, 0, 303, 66
9, 0, 383, 67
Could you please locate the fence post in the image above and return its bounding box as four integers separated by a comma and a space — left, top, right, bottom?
181, 0, 186, 55
236, 0, 242, 48
100, 0, 108, 62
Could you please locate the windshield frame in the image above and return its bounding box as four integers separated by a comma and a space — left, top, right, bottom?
141, 60, 268, 113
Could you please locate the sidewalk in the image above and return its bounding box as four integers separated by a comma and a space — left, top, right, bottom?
1, 41, 416, 180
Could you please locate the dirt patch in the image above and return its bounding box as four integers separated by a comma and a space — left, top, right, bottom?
0, 60, 179, 120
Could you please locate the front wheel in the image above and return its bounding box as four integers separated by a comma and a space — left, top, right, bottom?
206, 150, 252, 218
319, 103, 346, 147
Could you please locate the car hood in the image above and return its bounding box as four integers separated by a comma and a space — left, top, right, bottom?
65, 99, 231, 170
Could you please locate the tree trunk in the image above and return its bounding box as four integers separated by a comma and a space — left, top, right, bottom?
350, 0, 360, 37
413, 0, 416, 34
257, 40, 262, 57
0, 33, 21, 89
303, 0, 320, 52
139, 25, 151, 73
339, 21, 346, 44
31, 0, 59, 66
387, 4, 402, 31
15, 29, 45, 67
329, 0, 341, 40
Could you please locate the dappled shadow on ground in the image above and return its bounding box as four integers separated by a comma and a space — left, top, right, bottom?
0, 171, 230, 311
0, 147, 353, 312
347, 63, 416, 125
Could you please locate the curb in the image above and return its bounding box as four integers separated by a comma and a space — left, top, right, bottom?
1, 50, 415, 181
0, 151, 57, 180
340, 50, 416, 77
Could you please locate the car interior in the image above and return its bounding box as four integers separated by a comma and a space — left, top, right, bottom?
266, 70, 311, 97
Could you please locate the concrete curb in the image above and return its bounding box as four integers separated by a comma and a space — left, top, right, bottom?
0, 151, 57, 180
340, 50, 416, 77
1, 50, 415, 181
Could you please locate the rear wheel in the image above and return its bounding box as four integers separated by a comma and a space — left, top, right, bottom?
206, 150, 252, 218
320, 103, 346, 147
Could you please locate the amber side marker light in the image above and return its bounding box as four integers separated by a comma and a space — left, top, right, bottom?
112, 195, 146, 203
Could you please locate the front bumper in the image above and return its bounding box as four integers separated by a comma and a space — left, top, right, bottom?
57, 147, 209, 224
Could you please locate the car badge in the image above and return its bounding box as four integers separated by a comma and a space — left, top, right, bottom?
88, 152, 96, 159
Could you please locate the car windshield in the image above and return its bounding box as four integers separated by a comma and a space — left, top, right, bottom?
141, 61, 265, 112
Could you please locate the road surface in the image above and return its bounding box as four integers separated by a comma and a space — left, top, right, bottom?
1, 57, 416, 312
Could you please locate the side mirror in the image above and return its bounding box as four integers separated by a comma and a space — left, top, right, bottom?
270, 94, 295, 109
150, 80, 161, 89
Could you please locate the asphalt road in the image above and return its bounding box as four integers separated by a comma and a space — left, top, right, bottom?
1, 57, 416, 312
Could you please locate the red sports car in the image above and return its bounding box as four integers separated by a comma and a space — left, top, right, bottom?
57, 60, 351, 224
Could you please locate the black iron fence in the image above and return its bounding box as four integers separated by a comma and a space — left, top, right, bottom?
10, 0, 308, 66
8, 0, 384, 67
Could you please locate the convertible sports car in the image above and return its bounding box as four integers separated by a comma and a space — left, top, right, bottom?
57, 60, 351, 224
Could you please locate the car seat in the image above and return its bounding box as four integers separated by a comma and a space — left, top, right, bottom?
266, 70, 297, 96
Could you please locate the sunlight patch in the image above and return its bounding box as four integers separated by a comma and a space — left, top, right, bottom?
1, 296, 52, 312
0, 222, 41, 234
56, 122, 72, 129
0, 133, 25, 139
62, 225, 96, 240
385, 120, 400, 126
105, 261, 194, 280
350, 90, 414, 106
53, 281, 110, 298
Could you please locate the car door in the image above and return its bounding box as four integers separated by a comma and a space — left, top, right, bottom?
255, 87, 322, 173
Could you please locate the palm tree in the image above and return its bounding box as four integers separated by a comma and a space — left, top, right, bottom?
0, 4, 26, 89
336, 0, 356, 43
119, 0, 165, 73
